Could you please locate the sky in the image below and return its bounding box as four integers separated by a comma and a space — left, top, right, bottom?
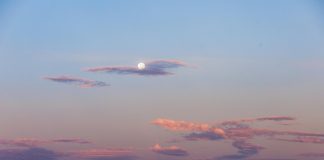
0, 0, 324, 160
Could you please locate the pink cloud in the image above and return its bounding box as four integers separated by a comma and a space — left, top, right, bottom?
71, 148, 134, 157
152, 118, 211, 131
152, 118, 226, 137
152, 116, 324, 159
0, 138, 48, 147
151, 144, 188, 156
152, 117, 324, 143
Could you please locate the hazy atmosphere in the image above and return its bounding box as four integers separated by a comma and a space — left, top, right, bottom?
1, 1, 324, 160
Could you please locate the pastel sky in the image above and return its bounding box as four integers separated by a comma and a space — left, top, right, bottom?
0, 0, 324, 160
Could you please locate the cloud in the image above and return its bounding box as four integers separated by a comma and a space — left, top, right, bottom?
217, 140, 264, 160
152, 118, 211, 131
152, 116, 324, 159
0, 138, 48, 147
52, 138, 91, 144
0, 147, 64, 160
275, 136, 324, 144
0, 137, 135, 160
151, 144, 188, 156
71, 148, 134, 157
222, 125, 324, 142
44, 76, 109, 88
0, 147, 137, 160
86, 59, 187, 76
184, 131, 224, 141
70, 148, 137, 160
152, 118, 226, 138
0, 138, 91, 147
87, 156, 138, 160
254, 116, 296, 122
221, 116, 296, 127
249, 159, 296, 160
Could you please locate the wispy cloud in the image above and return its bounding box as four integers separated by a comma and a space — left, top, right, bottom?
217, 140, 264, 160
0, 138, 48, 147
248, 158, 296, 160
152, 118, 211, 131
152, 116, 324, 159
220, 116, 296, 127
0, 147, 65, 160
275, 136, 324, 144
71, 148, 134, 157
70, 148, 137, 160
86, 59, 187, 76
0, 147, 137, 160
0, 138, 91, 147
151, 144, 188, 156
86, 155, 138, 160
44, 76, 109, 88
254, 116, 296, 122
0, 137, 137, 160
51, 138, 92, 144
184, 131, 224, 141
152, 118, 226, 138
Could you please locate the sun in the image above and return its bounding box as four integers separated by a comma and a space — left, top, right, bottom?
137, 62, 146, 70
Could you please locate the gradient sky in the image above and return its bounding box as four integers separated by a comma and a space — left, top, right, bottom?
0, 0, 324, 160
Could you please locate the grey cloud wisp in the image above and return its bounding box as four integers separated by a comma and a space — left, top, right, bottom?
44, 76, 109, 88
86, 59, 187, 76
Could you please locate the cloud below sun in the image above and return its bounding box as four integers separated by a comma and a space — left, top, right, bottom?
152, 116, 324, 159
1, 116, 324, 160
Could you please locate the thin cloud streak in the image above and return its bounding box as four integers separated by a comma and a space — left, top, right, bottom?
275, 136, 324, 144
0, 147, 65, 160
151, 144, 188, 156
220, 116, 296, 127
51, 138, 92, 144
71, 148, 134, 157
0, 138, 91, 147
0, 137, 136, 160
44, 76, 109, 88
0, 138, 48, 147
86, 59, 187, 76
69, 148, 138, 160
0, 147, 137, 160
